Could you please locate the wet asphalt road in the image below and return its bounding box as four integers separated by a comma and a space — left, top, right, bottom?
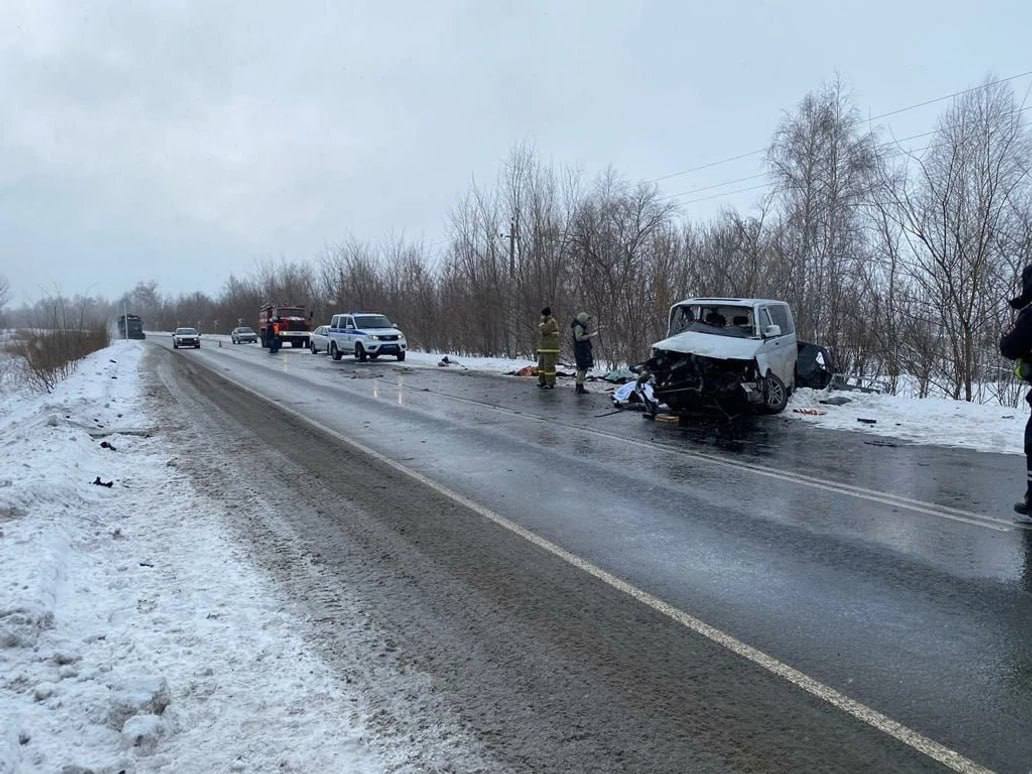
151, 336, 1032, 772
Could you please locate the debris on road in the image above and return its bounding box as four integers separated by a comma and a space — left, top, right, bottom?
793, 407, 827, 416
857, 418, 877, 425
819, 396, 852, 406
92, 476, 114, 487
100, 440, 118, 451
602, 367, 637, 384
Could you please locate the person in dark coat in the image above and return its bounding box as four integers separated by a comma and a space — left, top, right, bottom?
1000, 264, 1032, 515
571, 312, 599, 394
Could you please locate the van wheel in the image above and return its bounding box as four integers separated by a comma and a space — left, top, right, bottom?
331, 343, 342, 361
355, 343, 368, 362
760, 373, 789, 414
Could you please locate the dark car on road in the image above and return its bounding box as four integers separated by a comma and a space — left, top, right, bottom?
231, 326, 258, 344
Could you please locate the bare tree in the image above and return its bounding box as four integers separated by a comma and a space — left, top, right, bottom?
882, 77, 1031, 400
768, 78, 882, 361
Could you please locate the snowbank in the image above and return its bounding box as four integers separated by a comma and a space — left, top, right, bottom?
0, 341, 379, 773
789, 387, 1026, 455
402, 350, 535, 374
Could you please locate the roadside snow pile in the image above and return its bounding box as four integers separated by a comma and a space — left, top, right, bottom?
404, 350, 534, 374
0, 341, 379, 773
789, 387, 1025, 455
0, 353, 27, 425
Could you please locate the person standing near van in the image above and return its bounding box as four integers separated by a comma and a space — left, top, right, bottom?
537, 307, 560, 389
1000, 264, 1032, 517
572, 312, 599, 394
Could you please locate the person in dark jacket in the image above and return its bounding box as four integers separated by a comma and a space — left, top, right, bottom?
571, 312, 599, 394
1000, 264, 1032, 515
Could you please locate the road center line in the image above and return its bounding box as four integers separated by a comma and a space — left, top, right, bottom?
182, 351, 993, 774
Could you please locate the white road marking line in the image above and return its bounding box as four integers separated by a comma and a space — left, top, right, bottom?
189, 355, 993, 774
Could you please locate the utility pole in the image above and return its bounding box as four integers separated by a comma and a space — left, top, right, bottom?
500, 217, 518, 358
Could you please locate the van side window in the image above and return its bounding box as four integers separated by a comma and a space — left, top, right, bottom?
768, 305, 795, 335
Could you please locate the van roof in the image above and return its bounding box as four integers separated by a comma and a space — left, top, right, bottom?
672, 297, 787, 306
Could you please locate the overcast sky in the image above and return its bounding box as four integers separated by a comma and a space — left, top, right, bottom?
2, 0, 1030, 305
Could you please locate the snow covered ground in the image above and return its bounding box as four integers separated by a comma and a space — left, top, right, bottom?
789, 387, 1026, 456
0, 341, 381, 773
401, 349, 535, 374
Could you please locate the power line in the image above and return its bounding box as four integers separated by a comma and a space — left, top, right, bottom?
866, 69, 1032, 121
661, 101, 1032, 206
647, 68, 1032, 185
663, 173, 768, 199
668, 143, 933, 207
675, 182, 777, 206
649, 149, 766, 183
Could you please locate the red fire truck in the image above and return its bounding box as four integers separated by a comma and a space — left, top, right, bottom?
258, 304, 311, 350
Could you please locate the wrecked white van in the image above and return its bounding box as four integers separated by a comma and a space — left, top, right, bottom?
644, 298, 798, 414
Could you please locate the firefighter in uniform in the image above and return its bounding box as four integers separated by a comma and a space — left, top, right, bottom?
572, 312, 599, 394
537, 307, 560, 389
1000, 264, 1032, 516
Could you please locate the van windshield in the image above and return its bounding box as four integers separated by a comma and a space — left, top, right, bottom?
669, 305, 755, 338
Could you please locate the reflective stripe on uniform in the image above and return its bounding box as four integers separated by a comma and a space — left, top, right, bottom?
537, 349, 561, 354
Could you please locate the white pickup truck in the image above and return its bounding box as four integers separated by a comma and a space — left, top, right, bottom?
326, 312, 407, 362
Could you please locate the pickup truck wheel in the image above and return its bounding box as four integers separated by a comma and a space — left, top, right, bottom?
760, 373, 789, 414
397, 352, 406, 362
355, 343, 368, 362
330, 343, 342, 361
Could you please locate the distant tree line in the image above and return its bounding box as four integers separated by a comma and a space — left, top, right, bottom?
8, 76, 1032, 404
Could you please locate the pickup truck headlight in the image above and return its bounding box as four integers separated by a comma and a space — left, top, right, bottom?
369, 335, 381, 341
